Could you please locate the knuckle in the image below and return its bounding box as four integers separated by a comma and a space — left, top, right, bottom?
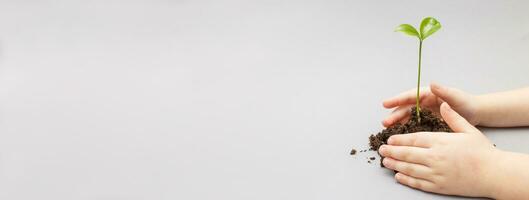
400, 151, 410, 160
409, 134, 418, 143
406, 166, 415, 174
438, 140, 448, 146
431, 174, 445, 185
400, 150, 414, 162
431, 152, 446, 162
411, 180, 423, 189
430, 176, 446, 191
400, 163, 414, 174
412, 139, 420, 147
428, 154, 438, 163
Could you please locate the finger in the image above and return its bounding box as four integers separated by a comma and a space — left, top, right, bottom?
440, 102, 479, 133
383, 157, 433, 180
398, 115, 410, 124
379, 145, 431, 166
395, 172, 437, 193
383, 89, 417, 108
430, 82, 468, 108
383, 87, 429, 109
387, 132, 436, 148
382, 105, 413, 127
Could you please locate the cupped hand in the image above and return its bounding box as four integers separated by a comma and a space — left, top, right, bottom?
378, 103, 499, 198
382, 83, 481, 127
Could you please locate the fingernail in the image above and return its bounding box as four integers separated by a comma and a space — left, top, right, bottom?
442, 102, 452, 111
387, 136, 394, 144
378, 145, 386, 154
383, 157, 390, 166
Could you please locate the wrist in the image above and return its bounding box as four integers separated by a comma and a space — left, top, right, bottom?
473, 94, 488, 126
481, 148, 508, 199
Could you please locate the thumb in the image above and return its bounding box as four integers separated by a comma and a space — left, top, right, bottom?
440, 102, 479, 133
430, 82, 468, 107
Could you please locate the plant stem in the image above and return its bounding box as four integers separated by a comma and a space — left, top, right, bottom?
416, 40, 422, 122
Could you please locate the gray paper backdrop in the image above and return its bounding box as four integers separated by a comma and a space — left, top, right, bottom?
0, 1, 528, 199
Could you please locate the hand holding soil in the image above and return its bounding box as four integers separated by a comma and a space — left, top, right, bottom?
379, 103, 498, 197
382, 83, 481, 127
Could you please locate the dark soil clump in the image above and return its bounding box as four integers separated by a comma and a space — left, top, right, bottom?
350, 149, 357, 155
369, 107, 453, 166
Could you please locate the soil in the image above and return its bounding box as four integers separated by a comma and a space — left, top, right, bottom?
350, 149, 357, 155
368, 107, 453, 167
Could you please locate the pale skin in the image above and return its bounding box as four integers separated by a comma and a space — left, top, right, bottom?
379, 82, 529, 199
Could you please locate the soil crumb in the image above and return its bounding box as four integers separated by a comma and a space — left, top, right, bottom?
350, 149, 357, 155
369, 107, 453, 167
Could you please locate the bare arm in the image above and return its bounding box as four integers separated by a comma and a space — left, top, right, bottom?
488, 150, 529, 200
477, 87, 529, 127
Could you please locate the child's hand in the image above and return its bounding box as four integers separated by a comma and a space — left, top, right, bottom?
382, 83, 481, 127
378, 103, 499, 198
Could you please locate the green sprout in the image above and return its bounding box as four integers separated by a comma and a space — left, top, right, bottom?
395, 17, 441, 122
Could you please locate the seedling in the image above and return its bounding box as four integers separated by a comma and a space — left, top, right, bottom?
353, 18, 447, 165
395, 17, 441, 122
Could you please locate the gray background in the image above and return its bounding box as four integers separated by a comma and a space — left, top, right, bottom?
0, 0, 528, 199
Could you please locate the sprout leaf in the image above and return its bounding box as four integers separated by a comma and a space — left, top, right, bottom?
395, 24, 420, 39
419, 17, 441, 40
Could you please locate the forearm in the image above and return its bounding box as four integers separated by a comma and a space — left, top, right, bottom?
476, 87, 529, 127
486, 150, 529, 200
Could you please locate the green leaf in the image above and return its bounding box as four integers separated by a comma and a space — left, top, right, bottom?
394, 24, 420, 39
419, 17, 441, 40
